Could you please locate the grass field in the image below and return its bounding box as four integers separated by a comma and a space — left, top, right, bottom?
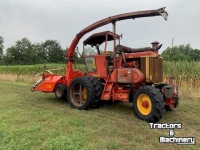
0, 80, 199, 150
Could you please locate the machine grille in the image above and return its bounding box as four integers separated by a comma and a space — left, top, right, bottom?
140, 57, 163, 83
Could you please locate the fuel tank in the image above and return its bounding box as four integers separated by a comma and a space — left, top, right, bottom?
110, 68, 144, 84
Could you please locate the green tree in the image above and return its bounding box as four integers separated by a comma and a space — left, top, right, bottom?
161, 47, 171, 61
64, 47, 83, 64
172, 53, 190, 61
16, 38, 34, 64
0, 36, 4, 64
2, 54, 12, 65
190, 49, 200, 61
32, 43, 46, 64
4, 38, 67, 65
161, 44, 200, 61
4, 38, 34, 65
5, 46, 22, 65
41, 40, 65, 63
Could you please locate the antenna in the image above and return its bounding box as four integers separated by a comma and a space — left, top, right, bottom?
168, 38, 175, 86
170, 38, 174, 77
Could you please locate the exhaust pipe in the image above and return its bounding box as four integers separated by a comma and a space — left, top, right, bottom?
116, 41, 162, 54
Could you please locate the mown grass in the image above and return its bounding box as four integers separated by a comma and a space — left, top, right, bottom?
0, 80, 199, 150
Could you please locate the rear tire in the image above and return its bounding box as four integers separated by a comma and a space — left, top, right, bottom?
54, 84, 67, 99
67, 76, 103, 110
91, 77, 103, 108
133, 85, 165, 123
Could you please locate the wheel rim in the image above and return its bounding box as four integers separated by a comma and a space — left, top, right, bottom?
137, 94, 152, 115
70, 82, 87, 106
56, 87, 62, 97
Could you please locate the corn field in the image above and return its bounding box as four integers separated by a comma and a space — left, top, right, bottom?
0, 64, 64, 75
0, 61, 200, 88
163, 61, 200, 89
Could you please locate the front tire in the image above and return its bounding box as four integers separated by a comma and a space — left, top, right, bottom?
133, 85, 165, 123
54, 84, 67, 99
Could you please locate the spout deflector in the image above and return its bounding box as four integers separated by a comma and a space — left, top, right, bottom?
158, 7, 168, 20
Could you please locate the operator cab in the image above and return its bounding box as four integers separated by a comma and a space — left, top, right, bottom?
83, 31, 121, 77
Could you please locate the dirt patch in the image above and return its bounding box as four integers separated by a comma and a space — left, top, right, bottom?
0, 73, 41, 84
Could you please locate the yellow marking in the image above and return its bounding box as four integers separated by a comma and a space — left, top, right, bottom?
93, 74, 100, 77
137, 94, 152, 115
146, 56, 149, 82
46, 85, 51, 88
82, 88, 87, 100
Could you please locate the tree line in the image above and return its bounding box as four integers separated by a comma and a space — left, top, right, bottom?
0, 35, 200, 65
161, 44, 200, 61
0, 36, 82, 65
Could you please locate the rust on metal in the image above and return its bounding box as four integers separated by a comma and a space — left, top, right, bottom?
116, 44, 162, 54
140, 57, 163, 83
151, 41, 160, 48
83, 31, 120, 46
142, 100, 149, 108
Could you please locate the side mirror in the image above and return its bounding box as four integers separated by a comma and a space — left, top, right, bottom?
76, 47, 79, 53
76, 47, 83, 57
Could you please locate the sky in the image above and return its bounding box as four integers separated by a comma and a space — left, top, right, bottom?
0, 0, 200, 54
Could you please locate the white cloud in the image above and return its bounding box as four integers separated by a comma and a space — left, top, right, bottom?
0, 0, 199, 54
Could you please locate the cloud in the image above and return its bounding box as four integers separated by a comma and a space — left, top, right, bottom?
0, 0, 199, 54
